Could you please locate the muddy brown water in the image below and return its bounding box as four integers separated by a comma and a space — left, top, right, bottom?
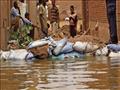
0, 56, 120, 90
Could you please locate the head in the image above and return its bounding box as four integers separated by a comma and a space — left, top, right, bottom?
42, 0, 49, 6
25, 12, 30, 19
13, 1, 18, 8
19, 0, 25, 3
45, 0, 49, 5
70, 5, 74, 14
38, 0, 43, 4
52, 0, 55, 6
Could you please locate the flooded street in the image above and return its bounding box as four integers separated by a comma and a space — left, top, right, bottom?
0, 56, 120, 90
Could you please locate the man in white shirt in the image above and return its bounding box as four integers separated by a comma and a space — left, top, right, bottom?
18, 0, 27, 18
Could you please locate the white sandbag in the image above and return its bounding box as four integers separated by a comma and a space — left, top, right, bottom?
73, 42, 98, 53
0, 49, 30, 60
107, 44, 120, 52
53, 38, 67, 55
95, 47, 108, 56
28, 40, 48, 49
109, 52, 120, 58
0, 50, 11, 60
60, 42, 73, 54
9, 49, 28, 60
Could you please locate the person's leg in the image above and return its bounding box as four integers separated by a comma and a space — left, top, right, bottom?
70, 25, 75, 38
106, 0, 118, 44
54, 22, 59, 34
52, 22, 56, 35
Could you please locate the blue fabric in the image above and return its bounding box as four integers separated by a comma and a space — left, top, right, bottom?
26, 52, 35, 60
11, 7, 20, 18
60, 42, 73, 54
23, 18, 32, 25
107, 44, 120, 52
52, 51, 84, 60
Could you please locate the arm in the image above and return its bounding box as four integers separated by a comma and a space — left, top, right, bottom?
23, 18, 33, 25
11, 7, 20, 17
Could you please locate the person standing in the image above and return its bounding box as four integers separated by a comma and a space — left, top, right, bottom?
106, 0, 118, 44
18, 0, 27, 18
50, 0, 59, 35
69, 5, 78, 38
37, 0, 48, 39
11, 1, 21, 28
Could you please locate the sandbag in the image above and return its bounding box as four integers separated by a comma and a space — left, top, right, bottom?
60, 42, 73, 54
29, 44, 49, 59
109, 52, 120, 57
28, 40, 48, 49
107, 44, 120, 52
53, 38, 67, 55
0, 50, 11, 60
95, 47, 108, 56
73, 42, 98, 53
0, 49, 29, 60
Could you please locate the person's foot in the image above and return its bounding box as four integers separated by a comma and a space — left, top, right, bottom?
105, 40, 112, 45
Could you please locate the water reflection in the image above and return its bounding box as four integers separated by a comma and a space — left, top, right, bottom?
0, 56, 120, 90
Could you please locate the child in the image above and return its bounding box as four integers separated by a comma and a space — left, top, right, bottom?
69, 5, 78, 38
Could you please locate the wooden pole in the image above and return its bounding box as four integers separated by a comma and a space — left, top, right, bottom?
0, 0, 10, 50
82, 0, 89, 32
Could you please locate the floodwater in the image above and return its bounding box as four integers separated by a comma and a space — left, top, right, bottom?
0, 56, 120, 90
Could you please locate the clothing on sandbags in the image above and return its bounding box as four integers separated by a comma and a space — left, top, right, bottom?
52, 38, 67, 55
25, 52, 35, 60
60, 42, 74, 54
95, 47, 108, 56
73, 42, 99, 53
107, 44, 120, 52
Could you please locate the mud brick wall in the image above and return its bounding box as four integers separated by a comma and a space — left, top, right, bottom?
88, 0, 120, 41
56, 0, 82, 20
